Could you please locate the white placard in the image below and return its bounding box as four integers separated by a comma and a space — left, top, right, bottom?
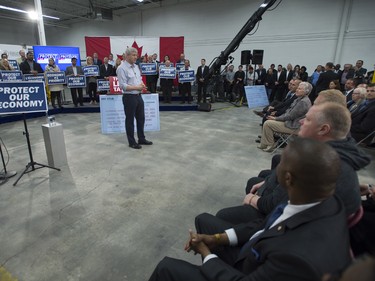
100, 94, 160, 134
245, 85, 269, 109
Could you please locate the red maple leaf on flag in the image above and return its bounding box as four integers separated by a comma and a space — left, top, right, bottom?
132, 41, 143, 57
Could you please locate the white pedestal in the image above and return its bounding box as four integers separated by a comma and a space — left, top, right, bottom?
42, 122, 68, 167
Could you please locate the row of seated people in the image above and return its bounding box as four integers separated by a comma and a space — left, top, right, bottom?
146, 89, 374, 281
253, 80, 375, 150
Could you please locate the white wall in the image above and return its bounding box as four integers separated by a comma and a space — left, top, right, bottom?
2, 0, 374, 74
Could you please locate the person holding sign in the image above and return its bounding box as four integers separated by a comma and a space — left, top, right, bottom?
45, 58, 64, 109
117, 47, 153, 149
160, 59, 174, 103
65, 57, 85, 107
85, 56, 98, 104
19, 51, 43, 75
0, 59, 14, 71
180, 60, 192, 104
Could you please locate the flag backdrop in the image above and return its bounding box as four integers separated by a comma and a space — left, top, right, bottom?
84, 36, 184, 63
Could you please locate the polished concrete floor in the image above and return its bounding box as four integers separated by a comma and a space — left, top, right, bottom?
0, 104, 374, 281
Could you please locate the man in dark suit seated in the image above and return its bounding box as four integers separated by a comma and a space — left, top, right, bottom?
148, 138, 352, 281
350, 83, 375, 143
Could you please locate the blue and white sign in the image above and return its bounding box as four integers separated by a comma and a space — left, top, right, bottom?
140, 63, 157, 75
8, 60, 19, 70
176, 63, 185, 72
0, 71, 23, 81
159, 67, 176, 79
100, 94, 160, 134
245, 85, 269, 109
83, 65, 99, 77
23, 74, 45, 82
66, 76, 86, 88
46, 71, 66, 85
97, 79, 110, 91
0, 81, 48, 114
178, 70, 195, 83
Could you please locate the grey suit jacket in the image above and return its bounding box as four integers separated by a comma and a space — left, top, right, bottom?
275, 95, 311, 129
65, 65, 84, 76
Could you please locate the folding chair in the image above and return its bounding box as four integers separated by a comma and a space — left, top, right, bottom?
357, 130, 375, 146
271, 130, 298, 154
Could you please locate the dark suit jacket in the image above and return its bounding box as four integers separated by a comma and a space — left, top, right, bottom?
315, 70, 339, 94
285, 70, 294, 82
256, 68, 266, 85
196, 65, 209, 84
65, 65, 84, 76
99, 64, 114, 79
350, 100, 375, 142
344, 88, 354, 102
93, 59, 102, 66
202, 196, 351, 281
19, 60, 44, 74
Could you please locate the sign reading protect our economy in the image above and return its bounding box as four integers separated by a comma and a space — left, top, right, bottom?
178, 70, 195, 83
175, 63, 185, 72
159, 67, 176, 79
0, 81, 48, 114
100, 94, 160, 134
97, 79, 110, 91
66, 76, 86, 88
83, 65, 99, 77
0, 71, 23, 81
23, 74, 45, 82
140, 63, 157, 75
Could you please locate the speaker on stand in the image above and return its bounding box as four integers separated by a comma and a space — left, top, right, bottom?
252, 49, 264, 65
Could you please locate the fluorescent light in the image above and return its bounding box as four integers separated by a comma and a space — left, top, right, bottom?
137, 0, 144, 2
0, 4, 60, 20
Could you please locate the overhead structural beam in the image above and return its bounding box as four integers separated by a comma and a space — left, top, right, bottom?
34, 0, 46, 45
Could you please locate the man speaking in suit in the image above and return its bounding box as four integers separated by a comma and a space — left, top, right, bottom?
148, 138, 351, 281
196, 58, 209, 103
65, 58, 85, 107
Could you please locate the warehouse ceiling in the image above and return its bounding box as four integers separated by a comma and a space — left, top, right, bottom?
0, 0, 195, 27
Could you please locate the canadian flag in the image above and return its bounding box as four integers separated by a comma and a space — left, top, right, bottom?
85, 36, 184, 63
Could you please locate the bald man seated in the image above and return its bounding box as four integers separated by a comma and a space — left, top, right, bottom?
148, 138, 352, 281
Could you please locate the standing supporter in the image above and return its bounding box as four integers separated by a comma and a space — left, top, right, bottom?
180, 59, 192, 104
232, 65, 245, 102
45, 58, 64, 109
65, 57, 84, 107
85, 56, 98, 104
196, 58, 209, 103
160, 60, 174, 103
19, 51, 43, 75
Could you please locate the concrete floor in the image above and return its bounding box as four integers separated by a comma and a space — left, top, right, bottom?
0, 104, 374, 281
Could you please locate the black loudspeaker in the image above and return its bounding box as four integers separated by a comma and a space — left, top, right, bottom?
252, 50, 264, 65
198, 103, 212, 112
241, 50, 252, 65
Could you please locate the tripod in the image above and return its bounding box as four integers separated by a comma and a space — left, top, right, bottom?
13, 114, 60, 186
0, 140, 17, 184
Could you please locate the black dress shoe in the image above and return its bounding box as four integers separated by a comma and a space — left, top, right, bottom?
138, 140, 153, 145
255, 139, 261, 143
129, 143, 142, 149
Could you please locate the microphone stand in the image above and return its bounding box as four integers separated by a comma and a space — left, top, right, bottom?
0, 141, 17, 184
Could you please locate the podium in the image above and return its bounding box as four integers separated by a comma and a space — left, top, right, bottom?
42, 123, 68, 167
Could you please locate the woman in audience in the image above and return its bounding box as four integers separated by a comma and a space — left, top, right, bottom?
113, 57, 122, 75
329, 79, 341, 90
299, 66, 308, 81
45, 57, 64, 108
347, 87, 366, 113
85, 56, 98, 104
293, 65, 301, 79
264, 68, 275, 100
0, 58, 13, 70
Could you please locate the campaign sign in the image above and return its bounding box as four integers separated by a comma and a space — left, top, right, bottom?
109, 76, 122, 94
159, 63, 174, 69
178, 70, 195, 83
100, 94, 160, 134
8, 60, 19, 70
0, 71, 23, 81
46, 71, 66, 85
83, 65, 99, 77
0, 81, 47, 114
176, 63, 185, 72
140, 63, 157, 75
159, 67, 176, 79
66, 76, 86, 88
245, 85, 269, 109
23, 74, 45, 82
97, 79, 110, 91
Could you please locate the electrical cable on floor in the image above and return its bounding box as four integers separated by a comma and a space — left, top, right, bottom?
0, 137, 10, 185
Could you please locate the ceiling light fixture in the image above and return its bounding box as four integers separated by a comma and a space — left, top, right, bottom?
0, 4, 60, 20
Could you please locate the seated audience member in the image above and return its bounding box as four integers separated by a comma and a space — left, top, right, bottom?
149, 138, 352, 281
350, 83, 375, 143
314, 89, 347, 106
258, 81, 312, 152
347, 87, 366, 113
213, 101, 369, 226
342, 78, 356, 102
329, 79, 341, 90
